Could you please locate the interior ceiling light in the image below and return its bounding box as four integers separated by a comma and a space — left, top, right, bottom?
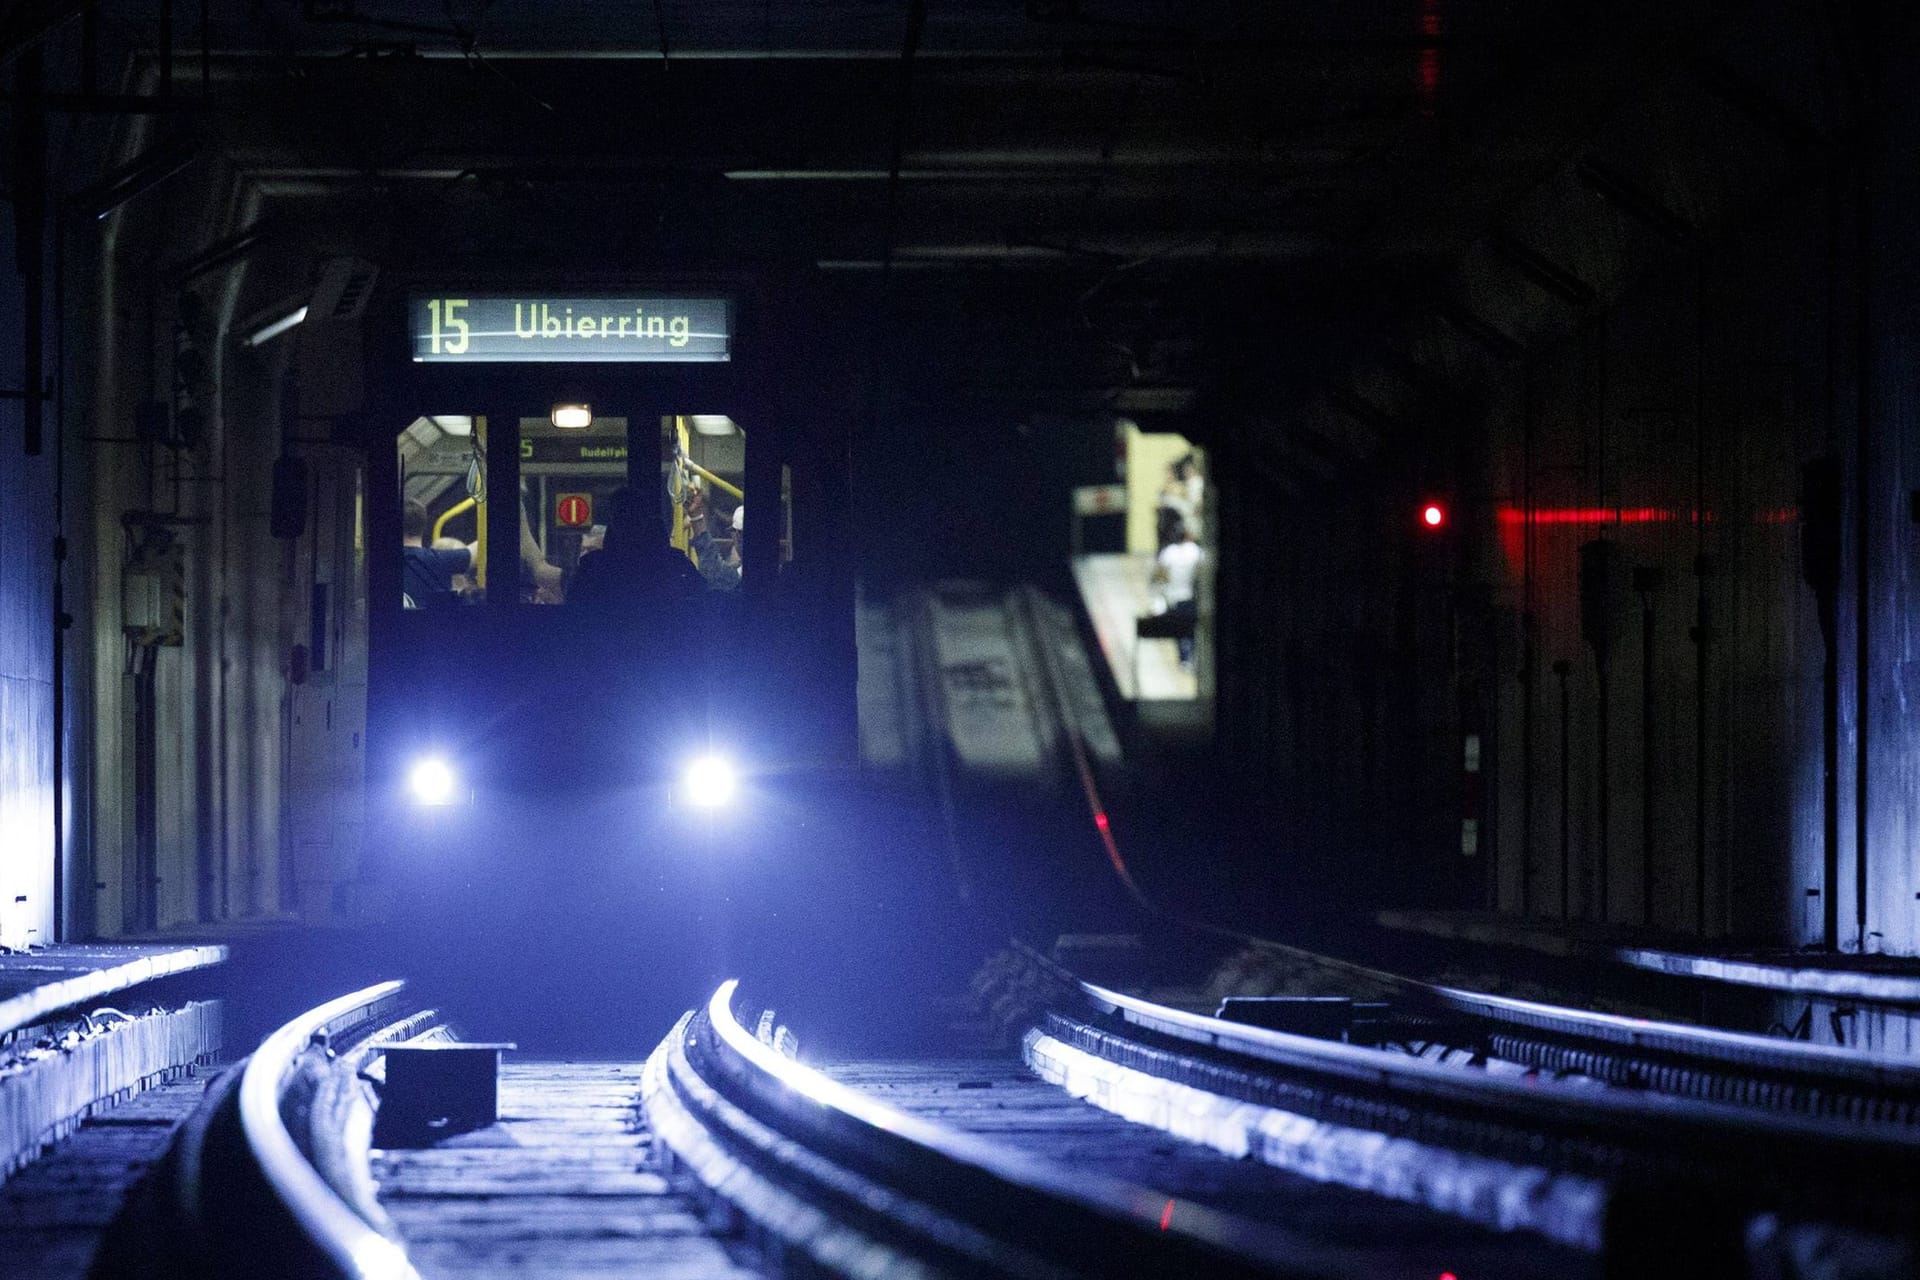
690, 415, 737, 436
429, 416, 473, 436
244, 305, 308, 347
551, 403, 593, 430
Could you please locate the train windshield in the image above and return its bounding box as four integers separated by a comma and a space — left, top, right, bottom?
661, 414, 765, 591
520, 414, 631, 604
398, 415, 487, 609
397, 409, 791, 609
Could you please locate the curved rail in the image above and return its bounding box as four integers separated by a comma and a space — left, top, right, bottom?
235, 980, 419, 1280
647, 979, 1379, 1279
1033, 973, 1920, 1252
1008, 584, 1920, 1118
1081, 979, 1920, 1156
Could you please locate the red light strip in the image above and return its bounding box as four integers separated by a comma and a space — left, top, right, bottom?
1495, 506, 1799, 526
1497, 506, 1676, 525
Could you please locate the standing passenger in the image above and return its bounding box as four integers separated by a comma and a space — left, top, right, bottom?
1156, 459, 1195, 551
1152, 520, 1203, 669
402, 500, 474, 608
568, 486, 705, 616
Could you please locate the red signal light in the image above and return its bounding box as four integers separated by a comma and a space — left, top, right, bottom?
1421, 502, 1446, 529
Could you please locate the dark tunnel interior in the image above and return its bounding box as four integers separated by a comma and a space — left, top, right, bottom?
6, 5, 1920, 1274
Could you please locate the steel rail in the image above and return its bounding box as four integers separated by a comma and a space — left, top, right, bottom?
234, 979, 419, 1280
651, 979, 1382, 1279
0, 943, 227, 1038
1044, 976, 1920, 1244
1081, 979, 1920, 1156
1008, 583, 1920, 1118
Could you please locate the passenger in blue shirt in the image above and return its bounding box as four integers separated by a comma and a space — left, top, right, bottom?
402, 499, 475, 608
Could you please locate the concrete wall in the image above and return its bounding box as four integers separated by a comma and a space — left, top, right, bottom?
0, 198, 58, 948
71, 140, 372, 935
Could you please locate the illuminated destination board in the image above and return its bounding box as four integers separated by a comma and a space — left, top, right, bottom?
409, 295, 731, 363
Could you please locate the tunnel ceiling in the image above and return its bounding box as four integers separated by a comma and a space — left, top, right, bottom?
8, 0, 1810, 440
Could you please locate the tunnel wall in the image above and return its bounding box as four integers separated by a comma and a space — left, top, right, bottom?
1475, 199, 1830, 943
1212, 426, 1462, 910
1218, 14, 1920, 954
0, 199, 59, 948
76, 149, 368, 935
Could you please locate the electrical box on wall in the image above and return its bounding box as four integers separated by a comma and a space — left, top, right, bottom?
121, 532, 185, 647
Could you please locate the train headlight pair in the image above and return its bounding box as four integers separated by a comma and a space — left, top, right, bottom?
407, 752, 738, 809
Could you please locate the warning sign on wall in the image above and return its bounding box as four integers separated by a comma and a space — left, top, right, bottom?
555, 493, 593, 528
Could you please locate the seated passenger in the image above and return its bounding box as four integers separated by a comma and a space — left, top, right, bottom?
402, 500, 475, 608
567, 486, 705, 615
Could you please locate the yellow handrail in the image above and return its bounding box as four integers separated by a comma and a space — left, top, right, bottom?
432, 496, 475, 541
683, 458, 743, 501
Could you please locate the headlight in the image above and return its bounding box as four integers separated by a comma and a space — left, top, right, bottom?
408, 756, 460, 807
680, 753, 738, 810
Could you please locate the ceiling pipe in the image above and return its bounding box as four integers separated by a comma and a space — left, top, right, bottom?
1489, 232, 1596, 307
166, 219, 274, 284
68, 133, 200, 220
0, 0, 89, 68
1574, 156, 1700, 250
863, 231, 1318, 261
1437, 303, 1526, 363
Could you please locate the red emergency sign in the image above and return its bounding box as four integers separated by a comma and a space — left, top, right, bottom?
555, 493, 593, 528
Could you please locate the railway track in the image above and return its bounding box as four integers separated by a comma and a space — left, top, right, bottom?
113, 962, 1920, 1280
645, 973, 1919, 1280
987, 582, 1920, 1129
645, 979, 1609, 1280
104, 978, 758, 1280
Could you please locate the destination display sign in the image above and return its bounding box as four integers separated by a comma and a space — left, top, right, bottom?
409, 294, 731, 363
520, 438, 628, 465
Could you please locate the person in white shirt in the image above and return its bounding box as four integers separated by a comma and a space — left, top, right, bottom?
1152, 520, 1203, 668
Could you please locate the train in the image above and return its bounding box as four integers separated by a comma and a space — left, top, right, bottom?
321, 278, 863, 1045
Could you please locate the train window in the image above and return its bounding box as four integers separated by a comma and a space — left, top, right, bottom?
519, 414, 630, 605
397, 415, 487, 609
660, 415, 791, 588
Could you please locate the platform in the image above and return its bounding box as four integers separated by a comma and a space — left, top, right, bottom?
1071, 554, 1196, 702
1376, 909, 1920, 1006
0, 944, 229, 1038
